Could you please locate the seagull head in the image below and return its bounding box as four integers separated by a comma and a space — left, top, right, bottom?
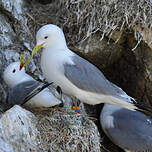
20, 24, 67, 69
3, 62, 26, 88
32, 24, 67, 56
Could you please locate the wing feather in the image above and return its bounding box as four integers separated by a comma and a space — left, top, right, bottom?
7, 80, 47, 105
64, 54, 127, 98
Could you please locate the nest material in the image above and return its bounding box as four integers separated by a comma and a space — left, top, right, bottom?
27, 0, 152, 46
31, 107, 101, 152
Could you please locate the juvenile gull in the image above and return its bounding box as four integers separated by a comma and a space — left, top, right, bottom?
21, 24, 152, 113
100, 104, 152, 152
3, 62, 61, 107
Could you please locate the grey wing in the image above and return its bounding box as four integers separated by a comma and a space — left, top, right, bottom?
64, 54, 127, 97
101, 108, 152, 151
7, 80, 46, 106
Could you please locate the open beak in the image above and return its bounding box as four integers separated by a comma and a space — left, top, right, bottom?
19, 54, 32, 70
19, 44, 43, 70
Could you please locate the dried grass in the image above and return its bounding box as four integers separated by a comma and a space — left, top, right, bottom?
27, 0, 152, 46
31, 107, 101, 152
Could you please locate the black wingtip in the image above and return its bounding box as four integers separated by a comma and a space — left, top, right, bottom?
134, 101, 152, 117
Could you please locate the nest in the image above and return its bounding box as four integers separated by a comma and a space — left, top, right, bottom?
30, 107, 101, 151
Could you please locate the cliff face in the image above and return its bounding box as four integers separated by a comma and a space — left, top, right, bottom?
0, 0, 152, 151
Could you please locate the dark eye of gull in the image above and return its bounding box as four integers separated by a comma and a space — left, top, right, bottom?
12, 69, 16, 73
44, 36, 48, 39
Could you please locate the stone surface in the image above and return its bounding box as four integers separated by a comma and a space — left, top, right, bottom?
74, 32, 123, 68
0, 0, 33, 49
0, 13, 16, 47
0, 105, 39, 152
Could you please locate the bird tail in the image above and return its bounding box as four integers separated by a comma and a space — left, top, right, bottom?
126, 97, 152, 117
111, 96, 152, 116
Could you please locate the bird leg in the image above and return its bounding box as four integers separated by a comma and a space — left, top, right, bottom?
56, 86, 64, 107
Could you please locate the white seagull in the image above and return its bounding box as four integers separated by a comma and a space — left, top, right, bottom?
21, 24, 152, 114
3, 62, 61, 108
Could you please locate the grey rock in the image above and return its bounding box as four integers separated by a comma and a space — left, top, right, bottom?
75, 32, 123, 68
0, 0, 33, 49
0, 13, 16, 48
0, 105, 39, 152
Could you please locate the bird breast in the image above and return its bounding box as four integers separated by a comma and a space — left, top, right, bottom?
41, 48, 77, 95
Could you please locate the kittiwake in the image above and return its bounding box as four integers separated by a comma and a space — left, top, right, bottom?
21, 24, 152, 114
100, 104, 152, 151
3, 62, 61, 108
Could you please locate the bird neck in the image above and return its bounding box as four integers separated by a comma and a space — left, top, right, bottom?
43, 44, 69, 56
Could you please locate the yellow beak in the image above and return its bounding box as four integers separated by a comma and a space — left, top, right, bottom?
19, 53, 32, 70
19, 44, 43, 70
31, 44, 43, 57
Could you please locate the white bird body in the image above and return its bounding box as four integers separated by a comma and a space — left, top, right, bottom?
40, 41, 136, 110
41, 48, 77, 96
3, 62, 61, 107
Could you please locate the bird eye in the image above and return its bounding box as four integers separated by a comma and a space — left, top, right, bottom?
44, 36, 48, 39
12, 69, 16, 73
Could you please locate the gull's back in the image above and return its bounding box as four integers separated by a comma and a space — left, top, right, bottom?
100, 104, 152, 151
